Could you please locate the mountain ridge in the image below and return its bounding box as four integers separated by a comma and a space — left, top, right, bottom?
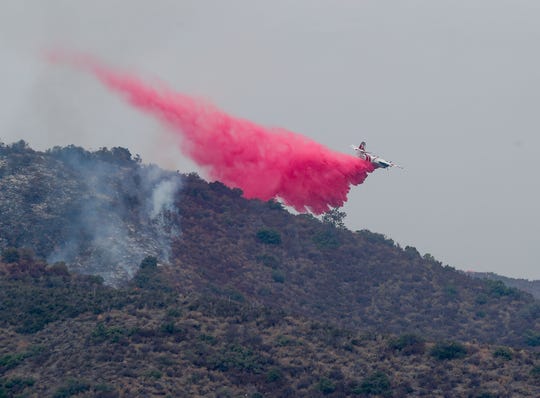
0, 140, 538, 347
0, 140, 539, 396
467, 271, 540, 300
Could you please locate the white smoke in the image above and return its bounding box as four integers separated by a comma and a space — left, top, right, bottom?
150, 179, 180, 219
45, 146, 182, 285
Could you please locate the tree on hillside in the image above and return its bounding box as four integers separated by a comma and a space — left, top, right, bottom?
321, 207, 347, 229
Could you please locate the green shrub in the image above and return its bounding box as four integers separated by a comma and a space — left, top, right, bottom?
525, 330, 540, 347
224, 288, 245, 302
485, 279, 520, 298
2, 377, 35, 394
90, 323, 126, 343
353, 371, 391, 396
256, 229, 282, 245
404, 246, 420, 259
93, 383, 117, 397
444, 284, 458, 297
430, 341, 467, 360
275, 335, 297, 346
160, 321, 178, 335
356, 230, 394, 247
423, 253, 437, 262
313, 230, 340, 249
132, 256, 168, 290
475, 293, 488, 304
16, 316, 49, 334
166, 307, 183, 317
140, 256, 158, 269
266, 367, 284, 382
531, 365, 540, 380
475, 310, 486, 318
493, 347, 513, 360
520, 302, 540, 320
144, 369, 162, 379
1, 248, 19, 263
208, 344, 268, 373
317, 377, 336, 394
0, 348, 41, 372
53, 379, 90, 398
388, 334, 425, 355
271, 270, 285, 283
0, 353, 28, 371
475, 393, 497, 398
321, 208, 346, 229
266, 199, 284, 210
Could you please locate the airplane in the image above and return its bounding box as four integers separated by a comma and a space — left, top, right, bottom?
351, 141, 403, 169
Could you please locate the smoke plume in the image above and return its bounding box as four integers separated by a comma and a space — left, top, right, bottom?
51, 53, 374, 214
45, 146, 181, 285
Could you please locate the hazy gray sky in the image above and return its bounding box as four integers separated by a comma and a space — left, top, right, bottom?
1, 1, 539, 279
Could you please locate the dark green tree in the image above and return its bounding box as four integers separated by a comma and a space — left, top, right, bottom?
322, 207, 347, 229
353, 371, 391, 396
256, 230, 281, 245
430, 341, 467, 360
1, 247, 20, 263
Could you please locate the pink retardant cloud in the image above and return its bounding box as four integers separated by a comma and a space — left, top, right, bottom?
50, 52, 374, 214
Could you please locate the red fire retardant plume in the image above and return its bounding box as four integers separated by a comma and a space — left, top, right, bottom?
51, 54, 374, 214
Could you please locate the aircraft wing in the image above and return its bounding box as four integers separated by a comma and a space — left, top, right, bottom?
387, 160, 404, 169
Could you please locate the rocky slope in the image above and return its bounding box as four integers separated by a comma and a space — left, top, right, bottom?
0, 141, 180, 286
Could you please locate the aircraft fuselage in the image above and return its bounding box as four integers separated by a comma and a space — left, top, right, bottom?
351, 143, 402, 169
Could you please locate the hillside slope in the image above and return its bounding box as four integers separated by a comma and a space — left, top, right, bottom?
0, 141, 538, 349
1, 141, 540, 397
0, 254, 539, 397
468, 271, 540, 300
0, 141, 180, 285
172, 173, 540, 348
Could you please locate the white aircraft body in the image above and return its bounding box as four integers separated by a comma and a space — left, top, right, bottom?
351, 141, 403, 169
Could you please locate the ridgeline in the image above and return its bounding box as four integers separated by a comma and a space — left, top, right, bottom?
0, 141, 539, 397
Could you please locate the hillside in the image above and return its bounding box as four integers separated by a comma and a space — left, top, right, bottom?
1, 252, 539, 397
173, 174, 540, 348
0, 141, 180, 286
468, 271, 540, 300
1, 141, 539, 396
